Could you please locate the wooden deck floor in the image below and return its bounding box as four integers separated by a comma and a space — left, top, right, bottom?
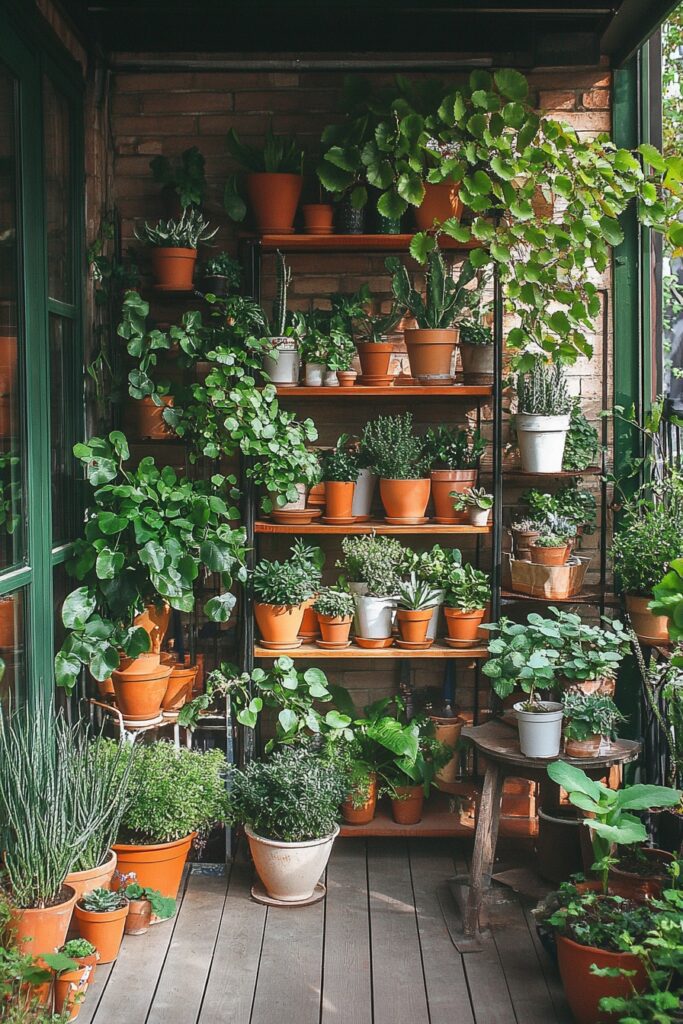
80, 838, 571, 1024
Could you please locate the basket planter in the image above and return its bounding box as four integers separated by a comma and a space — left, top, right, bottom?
426, 589, 446, 640
113, 833, 196, 900
73, 903, 129, 964
430, 715, 465, 784
430, 468, 476, 521
404, 328, 458, 385
245, 826, 339, 902
514, 701, 563, 758
414, 181, 463, 230
529, 543, 570, 566
556, 934, 647, 1024
509, 553, 590, 600
149, 246, 196, 290
325, 481, 355, 519
305, 362, 325, 387
254, 601, 307, 646
396, 607, 433, 645
625, 594, 671, 645
352, 468, 376, 519
262, 337, 300, 386
246, 172, 303, 233
460, 342, 494, 382
317, 614, 353, 645
516, 413, 570, 473
609, 848, 675, 901
354, 594, 396, 640
390, 785, 424, 825
302, 203, 334, 234
111, 653, 172, 724
65, 850, 117, 905
379, 477, 431, 521
356, 342, 393, 378
443, 606, 486, 643
342, 774, 378, 825
9, 886, 77, 960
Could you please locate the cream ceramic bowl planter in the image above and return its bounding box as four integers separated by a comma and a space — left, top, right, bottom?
245, 825, 340, 902
514, 701, 564, 758
516, 413, 570, 473
262, 336, 300, 386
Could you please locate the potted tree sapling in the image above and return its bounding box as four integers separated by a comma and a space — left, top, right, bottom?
459, 321, 494, 382
313, 588, 355, 649
425, 425, 486, 522
561, 690, 625, 758
320, 436, 359, 522
252, 551, 317, 649
225, 124, 304, 234
228, 745, 347, 904
515, 361, 573, 473
442, 563, 491, 646
200, 251, 241, 298
134, 208, 218, 291
395, 573, 441, 649
261, 251, 300, 387
73, 888, 129, 965
361, 413, 431, 523
337, 533, 404, 645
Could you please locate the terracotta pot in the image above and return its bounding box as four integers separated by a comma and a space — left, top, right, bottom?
511, 527, 540, 560
610, 848, 675, 901
299, 603, 320, 639
9, 886, 77, 960
430, 715, 465, 784
0, 333, 17, 394
65, 850, 117, 905
342, 774, 378, 825
73, 903, 129, 964
54, 956, 98, 1022
302, 203, 334, 234
356, 342, 393, 377
564, 734, 603, 758
336, 370, 357, 387
130, 395, 175, 440
149, 247, 196, 290
444, 606, 486, 643
245, 826, 339, 902
317, 614, 353, 645
124, 898, 152, 935
556, 933, 647, 1024
111, 655, 172, 723
254, 601, 307, 646
96, 677, 115, 699
133, 602, 171, 654
529, 544, 569, 566
379, 478, 431, 520
161, 664, 197, 713
404, 328, 459, 385
391, 785, 424, 825
430, 468, 477, 521
325, 480, 355, 519
414, 181, 463, 229
112, 833, 196, 900
246, 172, 303, 233
625, 594, 671, 645
396, 607, 433, 644
563, 675, 616, 698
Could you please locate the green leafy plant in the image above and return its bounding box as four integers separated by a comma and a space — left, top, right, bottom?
313, 588, 355, 619
121, 882, 175, 920
443, 562, 491, 612
360, 412, 429, 479
337, 533, 405, 596
563, 400, 600, 471
462, 486, 493, 510
612, 506, 683, 598
459, 322, 492, 346
150, 147, 207, 209
650, 558, 683, 642
350, 283, 402, 343
79, 888, 128, 913
201, 251, 242, 289
134, 208, 218, 248
224, 125, 304, 222
59, 939, 96, 960
386, 244, 481, 329
425, 425, 486, 470
522, 484, 597, 534
561, 691, 626, 742
397, 572, 441, 610
252, 552, 316, 606
291, 304, 357, 371
320, 435, 360, 482
545, 883, 661, 950
532, 532, 570, 548
380, 729, 452, 799
516, 361, 572, 416
405, 543, 462, 589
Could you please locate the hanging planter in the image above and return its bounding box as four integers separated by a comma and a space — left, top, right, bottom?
514, 701, 563, 757
263, 337, 300, 386
404, 328, 459, 385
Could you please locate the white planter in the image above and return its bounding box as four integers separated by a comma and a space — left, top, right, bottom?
349, 580, 368, 632
460, 343, 494, 379
269, 482, 307, 511
516, 413, 570, 473
245, 825, 339, 902
468, 506, 491, 527
426, 589, 446, 640
352, 468, 377, 519
354, 594, 396, 639
514, 701, 564, 758
263, 336, 300, 386
323, 370, 339, 387
305, 363, 325, 387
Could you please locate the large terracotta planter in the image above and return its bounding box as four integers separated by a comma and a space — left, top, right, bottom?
150, 246, 196, 290
396, 608, 433, 644
73, 903, 129, 964
342, 775, 378, 825
625, 594, 671, 645
246, 172, 303, 233
430, 468, 477, 522
390, 785, 424, 825
130, 395, 175, 440
529, 544, 570, 566
113, 832, 196, 900
325, 480, 355, 519
356, 342, 393, 378
431, 715, 465, 784
9, 886, 77, 960
379, 477, 431, 521
556, 933, 647, 1024
245, 825, 339, 902
111, 653, 172, 724
65, 850, 117, 905
254, 601, 307, 646
610, 848, 674, 901
54, 954, 98, 1022
404, 328, 459, 385
444, 606, 486, 643
133, 602, 171, 653
414, 181, 463, 230
317, 614, 353, 645
161, 664, 197, 713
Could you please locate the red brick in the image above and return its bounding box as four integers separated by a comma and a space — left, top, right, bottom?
141, 91, 234, 114
115, 71, 196, 92
112, 93, 141, 115
234, 89, 338, 113
538, 90, 576, 111
582, 89, 610, 110
114, 114, 199, 136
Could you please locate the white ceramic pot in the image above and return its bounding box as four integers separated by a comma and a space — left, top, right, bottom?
263, 336, 300, 386
305, 363, 325, 387
468, 506, 491, 527
269, 482, 307, 511
460, 343, 494, 379
348, 581, 368, 632
245, 825, 339, 902
352, 468, 377, 519
354, 594, 396, 639
426, 589, 446, 640
514, 701, 563, 758
323, 369, 339, 387
516, 413, 570, 473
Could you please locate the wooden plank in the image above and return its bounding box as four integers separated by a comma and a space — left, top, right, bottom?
250, 885, 325, 1024
321, 841, 372, 1024
256, 642, 488, 660
461, 932, 518, 1024
489, 896, 564, 1024
368, 838, 430, 1024
408, 840, 475, 1024
254, 233, 480, 253
198, 857, 267, 1024
522, 903, 573, 1024
255, 520, 492, 536
146, 873, 227, 1024
274, 385, 492, 398
77, 963, 112, 1024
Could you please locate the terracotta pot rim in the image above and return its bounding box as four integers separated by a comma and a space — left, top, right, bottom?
379, 477, 430, 484
66, 849, 117, 881
444, 606, 485, 617
396, 608, 434, 619
317, 613, 354, 625
555, 932, 641, 961
356, 341, 394, 352
404, 328, 459, 343
244, 824, 340, 849
430, 469, 477, 479
247, 171, 303, 182
14, 884, 76, 914
75, 903, 129, 923
113, 831, 197, 854
151, 246, 197, 257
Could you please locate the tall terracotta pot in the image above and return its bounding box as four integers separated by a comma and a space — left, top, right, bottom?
246, 172, 303, 233
149, 247, 197, 290
430, 468, 477, 522
404, 328, 459, 385
112, 832, 196, 901
356, 342, 394, 378
625, 594, 670, 645
325, 480, 355, 519
9, 886, 77, 960
414, 181, 463, 229
556, 934, 647, 1024
254, 601, 306, 646
73, 904, 129, 964
379, 478, 431, 521
111, 653, 171, 724
444, 606, 486, 643
390, 785, 424, 825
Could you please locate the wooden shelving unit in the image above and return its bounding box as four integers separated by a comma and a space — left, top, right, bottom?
339, 792, 474, 838
254, 641, 488, 660
255, 519, 492, 536
247, 233, 481, 254
274, 384, 492, 399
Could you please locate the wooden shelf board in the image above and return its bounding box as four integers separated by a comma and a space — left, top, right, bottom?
246, 233, 480, 254
254, 641, 487, 660
502, 586, 619, 606
274, 384, 492, 398
255, 519, 492, 536
340, 793, 474, 838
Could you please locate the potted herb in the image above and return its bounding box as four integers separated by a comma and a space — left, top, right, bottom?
335, 741, 380, 826
120, 881, 176, 935
52, 938, 99, 1021
261, 251, 300, 387
425, 425, 485, 522
320, 436, 359, 521
73, 888, 129, 964
313, 588, 355, 648
337, 534, 404, 642
386, 246, 481, 385
382, 732, 452, 825
459, 321, 494, 381
442, 563, 490, 645
252, 551, 317, 648
134, 208, 217, 291
561, 691, 625, 757
529, 530, 571, 566
395, 573, 441, 648
225, 124, 304, 234
515, 362, 573, 473
200, 251, 241, 298
228, 745, 347, 903
351, 285, 402, 379
462, 486, 493, 527
522, 484, 597, 539
360, 413, 431, 523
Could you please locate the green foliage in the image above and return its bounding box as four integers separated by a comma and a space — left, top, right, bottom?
463, 486, 493, 510
380, 728, 452, 798
59, 939, 96, 960
226, 123, 304, 175
397, 572, 441, 610
424, 425, 486, 470
533, 532, 569, 548
350, 283, 402, 343
386, 245, 481, 329
313, 588, 355, 619
337, 533, 406, 596
522, 484, 597, 534
290, 303, 357, 371
0, 936, 71, 1023
563, 400, 600, 471
360, 412, 429, 479
443, 562, 491, 612
121, 883, 175, 920
547, 883, 661, 951
150, 147, 207, 209
516, 361, 572, 416
201, 251, 242, 289
271, 250, 291, 337
134, 208, 218, 248
561, 691, 625, 742
405, 543, 462, 588
320, 435, 360, 482
252, 548, 317, 606
79, 887, 127, 913
649, 558, 683, 642
611, 506, 683, 597
459, 322, 493, 346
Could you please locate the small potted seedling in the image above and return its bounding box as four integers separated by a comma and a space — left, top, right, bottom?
463, 486, 493, 527
395, 573, 441, 648
529, 530, 571, 566
313, 588, 355, 648
73, 888, 129, 965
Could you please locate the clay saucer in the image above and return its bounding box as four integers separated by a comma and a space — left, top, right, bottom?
258, 638, 303, 651
384, 516, 429, 526
315, 639, 352, 650
443, 636, 481, 649
354, 636, 394, 650
270, 509, 322, 525
303, 228, 334, 235
321, 515, 356, 525
394, 375, 416, 386
353, 515, 372, 523
395, 638, 434, 651
357, 374, 395, 387
433, 516, 468, 525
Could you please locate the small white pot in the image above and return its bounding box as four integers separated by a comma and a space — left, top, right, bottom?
323, 369, 339, 387
460, 343, 494, 379
352, 468, 377, 519
305, 363, 325, 387
516, 413, 570, 473
263, 336, 300, 386
354, 594, 396, 639
426, 589, 446, 640
514, 701, 564, 758
349, 581, 368, 632
245, 825, 339, 902
269, 482, 307, 511
468, 506, 491, 527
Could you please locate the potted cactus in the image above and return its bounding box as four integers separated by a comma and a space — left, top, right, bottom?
261, 251, 300, 386
134, 209, 217, 291
73, 888, 129, 965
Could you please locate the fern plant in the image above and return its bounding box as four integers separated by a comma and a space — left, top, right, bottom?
386, 246, 480, 329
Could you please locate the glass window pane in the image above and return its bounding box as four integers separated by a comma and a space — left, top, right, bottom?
0, 65, 26, 571
0, 588, 27, 709
50, 314, 77, 544
43, 76, 73, 303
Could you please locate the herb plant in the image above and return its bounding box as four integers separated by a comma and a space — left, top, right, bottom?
611, 505, 683, 596
532, 532, 569, 548
337, 533, 405, 596
79, 888, 128, 913
313, 589, 355, 619
425, 425, 486, 470
150, 147, 207, 209
134, 208, 218, 248
546, 885, 660, 951
443, 563, 491, 612
60, 939, 97, 959
516, 362, 572, 416
523, 485, 597, 534
320, 435, 360, 482
252, 555, 316, 606
360, 413, 429, 479
561, 691, 625, 742
386, 245, 481, 329
406, 543, 462, 588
